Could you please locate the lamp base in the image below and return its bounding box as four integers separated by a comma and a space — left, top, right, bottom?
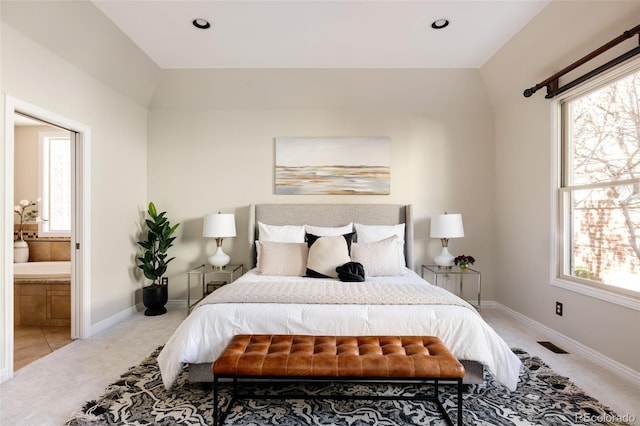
208, 246, 230, 270
434, 247, 454, 267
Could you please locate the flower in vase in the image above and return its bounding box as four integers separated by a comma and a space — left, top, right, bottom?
454, 255, 475, 269
14, 199, 39, 241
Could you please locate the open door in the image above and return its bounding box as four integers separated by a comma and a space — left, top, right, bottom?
2, 95, 90, 383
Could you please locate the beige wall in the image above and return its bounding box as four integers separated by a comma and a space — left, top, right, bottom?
13, 125, 59, 206
148, 68, 497, 302
1, 22, 150, 329
481, 1, 640, 371
0, 0, 159, 108
13, 126, 40, 205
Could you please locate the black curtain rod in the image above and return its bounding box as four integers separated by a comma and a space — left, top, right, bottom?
524, 23, 640, 99
544, 45, 640, 99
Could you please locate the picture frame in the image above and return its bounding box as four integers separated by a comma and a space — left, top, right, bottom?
275, 137, 390, 195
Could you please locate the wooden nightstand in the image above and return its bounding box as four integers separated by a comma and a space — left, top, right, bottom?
186, 264, 244, 312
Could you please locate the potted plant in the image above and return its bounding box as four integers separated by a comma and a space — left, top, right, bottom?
454, 255, 475, 271
13, 199, 39, 263
137, 202, 180, 316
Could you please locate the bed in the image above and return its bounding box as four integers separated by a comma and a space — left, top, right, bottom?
158, 203, 522, 391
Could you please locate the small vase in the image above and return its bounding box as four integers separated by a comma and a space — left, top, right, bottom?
459, 264, 469, 271
14, 239, 29, 263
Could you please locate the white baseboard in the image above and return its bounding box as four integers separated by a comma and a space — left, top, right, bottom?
89, 300, 187, 337
88, 305, 137, 337
167, 299, 187, 309
494, 302, 640, 387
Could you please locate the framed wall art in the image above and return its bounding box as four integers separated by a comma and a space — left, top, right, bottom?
275, 137, 390, 195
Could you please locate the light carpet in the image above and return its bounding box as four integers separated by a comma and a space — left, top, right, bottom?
65, 347, 630, 425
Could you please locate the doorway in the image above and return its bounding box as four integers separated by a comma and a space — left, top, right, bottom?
13, 114, 73, 370
2, 95, 90, 383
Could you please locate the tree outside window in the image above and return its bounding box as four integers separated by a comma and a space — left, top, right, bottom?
561, 69, 640, 294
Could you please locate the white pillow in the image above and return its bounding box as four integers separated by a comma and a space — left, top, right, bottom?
306, 235, 351, 279
305, 223, 353, 236
354, 223, 406, 266
351, 236, 403, 277
258, 222, 306, 243
354, 222, 405, 243
257, 241, 308, 276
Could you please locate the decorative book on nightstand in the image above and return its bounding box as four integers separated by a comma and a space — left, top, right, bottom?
186, 264, 243, 312
421, 265, 481, 310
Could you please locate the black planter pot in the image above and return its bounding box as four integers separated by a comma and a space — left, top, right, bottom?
143, 284, 168, 316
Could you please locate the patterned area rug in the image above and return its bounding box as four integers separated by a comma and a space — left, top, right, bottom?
66, 347, 630, 425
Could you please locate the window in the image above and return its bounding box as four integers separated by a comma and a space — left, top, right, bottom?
555, 63, 640, 303
39, 132, 71, 237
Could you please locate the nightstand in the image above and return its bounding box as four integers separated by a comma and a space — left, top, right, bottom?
187, 264, 244, 312
422, 265, 481, 310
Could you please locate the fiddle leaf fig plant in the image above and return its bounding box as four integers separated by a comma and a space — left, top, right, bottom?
137, 202, 180, 286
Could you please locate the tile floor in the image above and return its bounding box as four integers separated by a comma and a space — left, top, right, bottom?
13, 325, 72, 371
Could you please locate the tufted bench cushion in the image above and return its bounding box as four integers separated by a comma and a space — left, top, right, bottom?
213, 334, 465, 379
212, 334, 464, 425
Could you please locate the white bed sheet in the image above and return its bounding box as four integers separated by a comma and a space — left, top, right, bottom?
158, 268, 522, 391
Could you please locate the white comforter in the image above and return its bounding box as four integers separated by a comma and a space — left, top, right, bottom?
158, 268, 522, 390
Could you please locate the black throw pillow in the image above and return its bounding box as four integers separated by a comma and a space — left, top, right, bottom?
336, 261, 365, 282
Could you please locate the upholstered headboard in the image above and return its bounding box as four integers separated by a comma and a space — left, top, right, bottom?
248, 204, 414, 267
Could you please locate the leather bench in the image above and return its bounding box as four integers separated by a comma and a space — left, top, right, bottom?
212, 334, 465, 425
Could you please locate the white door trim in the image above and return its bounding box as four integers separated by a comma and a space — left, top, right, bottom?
1, 95, 91, 383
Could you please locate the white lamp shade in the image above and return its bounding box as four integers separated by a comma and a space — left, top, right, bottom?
430, 214, 464, 239
202, 213, 236, 238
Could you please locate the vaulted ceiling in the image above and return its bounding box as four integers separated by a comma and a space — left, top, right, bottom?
92, 0, 549, 69
1, 0, 550, 107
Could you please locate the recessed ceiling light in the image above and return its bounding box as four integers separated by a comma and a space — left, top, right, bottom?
192, 18, 211, 30
431, 19, 450, 30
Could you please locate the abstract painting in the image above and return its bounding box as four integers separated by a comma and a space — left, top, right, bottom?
275, 137, 390, 195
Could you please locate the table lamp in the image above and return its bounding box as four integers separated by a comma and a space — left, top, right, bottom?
203, 212, 236, 270
430, 213, 464, 267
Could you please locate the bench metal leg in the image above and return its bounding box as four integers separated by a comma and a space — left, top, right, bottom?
213, 377, 239, 426
213, 376, 219, 426
214, 377, 463, 425
457, 378, 463, 425
432, 379, 453, 426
